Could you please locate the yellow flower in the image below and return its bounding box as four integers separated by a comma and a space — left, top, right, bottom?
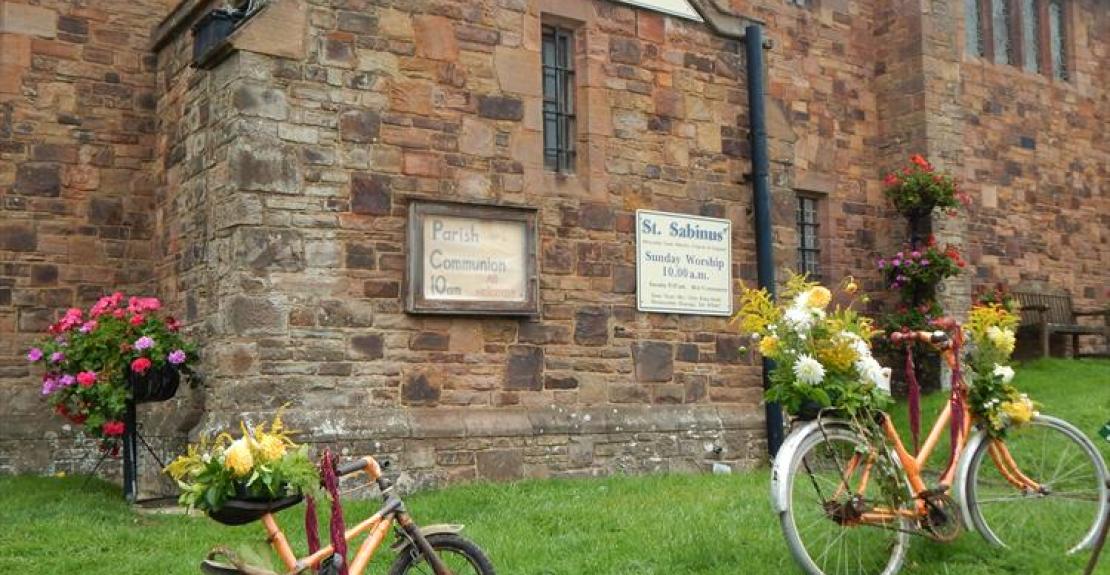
843, 279, 859, 295
803, 286, 832, 309
987, 326, 1016, 355
759, 335, 780, 357
225, 438, 254, 477
255, 433, 287, 462
1001, 399, 1033, 426
816, 338, 858, 372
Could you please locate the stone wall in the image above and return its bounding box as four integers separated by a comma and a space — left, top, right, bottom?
0, 0, 178, 473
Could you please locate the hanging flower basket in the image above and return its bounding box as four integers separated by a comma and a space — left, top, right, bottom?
128, 362, 181, 403
207, 494, 304, 526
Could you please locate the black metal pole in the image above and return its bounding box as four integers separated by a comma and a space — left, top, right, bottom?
746, 24, 784, 458
122, 398, 138, 502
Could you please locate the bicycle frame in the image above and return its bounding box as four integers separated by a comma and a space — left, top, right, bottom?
825, 332, 1042, 526
256, 456, 453, 575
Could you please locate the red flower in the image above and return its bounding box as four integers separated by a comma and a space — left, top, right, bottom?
130, 357, 152, 375
102, 421, 126, 437
76, 371, 97, 388
166, 316, 180, 332
70, 413, 87, 425
54, 404, 69, 417
130, 314, 145, 326
883, 173, 899, 186
910, 154, 932, 170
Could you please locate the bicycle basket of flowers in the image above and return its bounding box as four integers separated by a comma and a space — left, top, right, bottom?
26, 293, 197, 447
963, 301, 1036, 437
735, 275, 893, 420
165, 409, 321, 525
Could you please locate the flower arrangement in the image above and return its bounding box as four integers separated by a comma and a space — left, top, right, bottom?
26, 293, 196, 445
883, 154, 970, 217
964, 303, 1036, 437
974, 282, 1019, 314
165, 409, 321, 513
878, 241, 964, 299
735, 275, 893, 417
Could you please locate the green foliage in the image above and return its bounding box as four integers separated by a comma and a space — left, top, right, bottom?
882, 154, 966, 216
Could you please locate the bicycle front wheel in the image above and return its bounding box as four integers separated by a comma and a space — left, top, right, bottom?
964, 414, 1108, 555
388, 533, 495, 575
779, 426, 912, 575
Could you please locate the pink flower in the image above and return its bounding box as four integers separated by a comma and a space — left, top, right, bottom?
166, 317, 180, 332
27, 348, 43, 362
50, 351, 65, 364
130, 357, 152, 375
167, 349, 187, 365
79, 320, 98, 334
134, 336, 155, 351
130, 314, 145, 326
41, 375, 59, 395
892, 259, 902, 267
76, 371, 97, 388
911, 251, 921, 259
877, 259, 887, 269
59, 374, 76, 387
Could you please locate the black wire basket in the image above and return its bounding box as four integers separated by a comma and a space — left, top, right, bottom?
207, 494, 304, 526
127, 363, 181, 403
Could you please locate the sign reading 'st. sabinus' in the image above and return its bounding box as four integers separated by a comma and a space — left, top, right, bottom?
636, 210, 732, 316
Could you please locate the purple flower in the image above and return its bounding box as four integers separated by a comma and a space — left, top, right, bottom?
896, 251, 904, 259
892, 259, 902, 267
27, 348, 43, 362
41, 375, 58, 395
59, 374, 76, 388
921, 259, 930, 266
911, 251, 921, 259
50, 351, 65, 364
134, 336, 155, 351
890, 283, 900, 290
877, 259, 887, 269
167, 349, 187, 365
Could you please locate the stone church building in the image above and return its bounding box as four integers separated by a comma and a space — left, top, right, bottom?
0, 0, 1105, 484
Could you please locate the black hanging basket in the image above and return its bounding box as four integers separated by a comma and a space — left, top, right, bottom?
207, 494, 304, 526
127, 363, 181, 403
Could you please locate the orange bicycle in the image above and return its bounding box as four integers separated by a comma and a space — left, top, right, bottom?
201, 455, 495, 575
771, 321, 1108, 575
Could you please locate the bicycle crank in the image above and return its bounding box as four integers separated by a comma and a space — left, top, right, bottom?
918, 492, 962, 542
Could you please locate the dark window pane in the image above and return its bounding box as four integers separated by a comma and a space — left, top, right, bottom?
1049, 0, 1067, 80
965, 0, 983, 56
992, 0, 1012, 65
796, 196, 821, 280
1021, 0, 1039, 72
541, 26, 576, 173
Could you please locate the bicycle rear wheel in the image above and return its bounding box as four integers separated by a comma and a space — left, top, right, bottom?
387, 533, 495, 575
779, 426, 912, 575
964, 414, 1108, 555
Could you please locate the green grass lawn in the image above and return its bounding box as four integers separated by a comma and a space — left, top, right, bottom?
1, 359, 1107, 574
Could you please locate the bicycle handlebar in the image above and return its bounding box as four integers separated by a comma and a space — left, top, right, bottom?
336, 458, 368, 477
889, 329, 950, 346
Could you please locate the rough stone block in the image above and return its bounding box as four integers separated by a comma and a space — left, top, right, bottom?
225, 296, 287, 336
0, 223, 36, 252
505, 345, 543, 391
232, 144, 300, 194
477, 95, 523, 121
518, 321, 570, 345
350, 173, 391, 215
573, 306, 609, 346
234, 228, 305, 272
0, 3, 56, 38
403, 372, 441, 406
633, 341, 673, 382
410, 331, 449, 351
340, 109, 380, 143
233, 84, 288, 120
476, 449, 523, 481
413, 15, 457, 61
14, 163, 61, 197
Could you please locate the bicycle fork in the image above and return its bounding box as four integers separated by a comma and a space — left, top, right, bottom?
396, 512, 454, 575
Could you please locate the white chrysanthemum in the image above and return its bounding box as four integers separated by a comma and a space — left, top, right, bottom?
993, 364, 1015, 384
793, 354, 826, 385
783, 304, 824, 333
840, 331, 871, 357
854, 355, 890, 393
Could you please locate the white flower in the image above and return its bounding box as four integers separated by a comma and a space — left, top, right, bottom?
987, 326, 1016, 354
793, 354, 826, 385
855, 355, 890, 394
840, 331, 871, 357
783, 304, 824, 333
993, 364, 1015, 384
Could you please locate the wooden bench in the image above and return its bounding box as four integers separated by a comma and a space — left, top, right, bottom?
1014, 290, 1110, 358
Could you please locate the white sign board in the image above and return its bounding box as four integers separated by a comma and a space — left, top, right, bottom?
422, 215, 528, 302
636, 210, 732, 316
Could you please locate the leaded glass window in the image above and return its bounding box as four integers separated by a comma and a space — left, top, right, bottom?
992, 0, 1012, 64
542, 26, 576, 173
966, 0, 984, 56
1049, 0, 1068, 80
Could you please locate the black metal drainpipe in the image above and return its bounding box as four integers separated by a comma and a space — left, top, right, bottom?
745, 24, 784, 458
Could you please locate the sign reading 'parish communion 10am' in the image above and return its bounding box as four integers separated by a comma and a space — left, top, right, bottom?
406, 201, 540, 315
636, 210, 733, 316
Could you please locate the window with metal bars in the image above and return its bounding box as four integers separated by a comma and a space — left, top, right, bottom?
991, 0, 1012, 65
796, 196, 821, 281
965, 0, 984, 57
542, 26, 576, 173
1020, 0, 1039, 72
